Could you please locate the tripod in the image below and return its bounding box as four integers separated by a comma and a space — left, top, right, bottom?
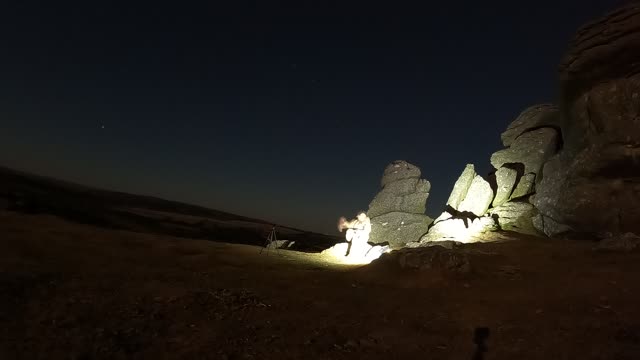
260, 226, 279, 254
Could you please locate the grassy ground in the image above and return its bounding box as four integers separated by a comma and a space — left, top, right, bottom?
2, 211, 640, 359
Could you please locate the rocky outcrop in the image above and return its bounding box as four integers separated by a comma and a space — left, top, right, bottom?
367, 4, 640, 242
533, 4, 640, 236
418, 102, 561, 241
468, 104, 563, 237
490, 128, 559, 176
367, 161, 433, 249
411, 162, 497, 244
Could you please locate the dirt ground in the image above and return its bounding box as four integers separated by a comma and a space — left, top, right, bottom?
2, 211, 640, 359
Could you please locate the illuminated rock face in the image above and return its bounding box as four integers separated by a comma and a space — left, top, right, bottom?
368, 161, 433, 249
492, 167, 517, 207
533, 3, 640, 236
412, 164, 497, 245
490, 128, 559, 177
369, 212, 432, 249
446, 164, 476, 209
471, 105, 561, 237
321, 242, 390, 265
418, 104, 560, 242
457, 175, 493, 217
417, 214, 497, 244
367, 178, 430, 218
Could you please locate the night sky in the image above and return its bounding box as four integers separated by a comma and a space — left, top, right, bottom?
0, 1, 627, 234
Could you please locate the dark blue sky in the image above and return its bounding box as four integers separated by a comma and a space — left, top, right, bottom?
0, 1, 626, 234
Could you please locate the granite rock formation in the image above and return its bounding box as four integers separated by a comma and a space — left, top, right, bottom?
367, 161, 433, 249
533, 4, 640, 236
406, 162, 497, 245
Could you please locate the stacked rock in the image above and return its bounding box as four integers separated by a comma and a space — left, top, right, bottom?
367, 160, 433, 249
487, 104, 562, 235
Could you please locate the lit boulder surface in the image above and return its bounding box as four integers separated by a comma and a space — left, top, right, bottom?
490, 128, 559, 176
492, 166, 518, 208
533, 3, 640, 236
446, 164, 476, 210
369, 212, 432, 250
457, 175, 494, 217
367, 161, 433, 248
367, 178, 430, 218
488, 201, 538, 235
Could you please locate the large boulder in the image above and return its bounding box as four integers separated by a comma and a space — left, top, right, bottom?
533, 4, 640, 236
369, 212, 433, 249
533, 147, 640, 236
367, 178, 430, 218
559, 3, 640, 154
380, 160, 421, 187
458, 175, 494, 217
488, 201, 538, 235
490, 128, 560, 176
501, 104, 561, 147
492, 167, 518, 207
367, 161, 433, 248
446, 164, 476, 209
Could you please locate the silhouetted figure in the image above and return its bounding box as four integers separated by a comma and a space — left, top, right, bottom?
472, 327, 490, 360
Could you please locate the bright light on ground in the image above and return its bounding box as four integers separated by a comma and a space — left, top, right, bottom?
321, 243, 391, 265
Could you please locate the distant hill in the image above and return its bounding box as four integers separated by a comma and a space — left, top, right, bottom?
0, 166, 341, 251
